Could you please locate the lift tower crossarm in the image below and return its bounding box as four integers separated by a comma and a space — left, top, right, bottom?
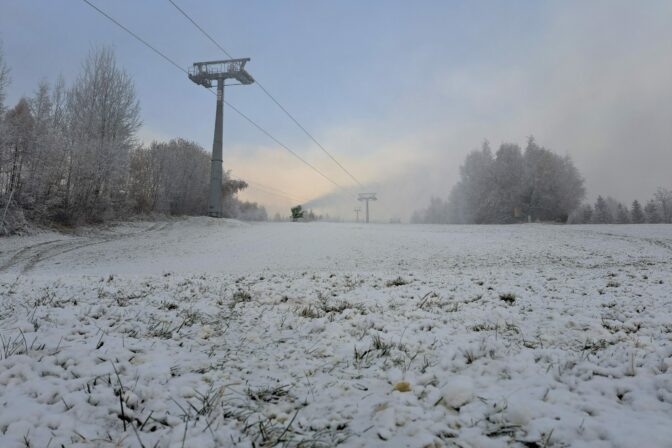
188, 58, 254, 87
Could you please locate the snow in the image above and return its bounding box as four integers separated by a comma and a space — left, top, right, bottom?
1, 219, 671, 447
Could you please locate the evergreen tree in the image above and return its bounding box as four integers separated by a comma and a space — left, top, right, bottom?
593, 196, 612, 223
616, 203, 630, 224
630, 200, 645, 223
644, 200, 661, 223
490, 143, 524, 223
582, 204, 593, 224
421, 197, 450, 224
456, 141, 495, 223
291, 205, 304, 222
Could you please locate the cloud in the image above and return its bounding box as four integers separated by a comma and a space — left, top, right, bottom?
151, 1, 672, 220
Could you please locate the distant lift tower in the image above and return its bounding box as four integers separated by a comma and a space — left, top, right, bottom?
354, 207, 361, 223
189, 59, 254, 217
358, 193, 377, 224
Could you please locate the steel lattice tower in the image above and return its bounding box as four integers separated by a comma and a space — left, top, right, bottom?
189, 58, 254, 217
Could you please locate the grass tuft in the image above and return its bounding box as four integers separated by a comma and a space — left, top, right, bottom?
385, 277, 409, 287
499, 293, 516, 304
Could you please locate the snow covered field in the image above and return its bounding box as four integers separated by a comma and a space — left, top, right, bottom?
1, 219, 671, 447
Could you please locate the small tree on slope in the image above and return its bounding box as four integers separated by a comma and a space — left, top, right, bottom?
593, 196, 613, 224
631, 200, 645, 224
616, 203, 630, 224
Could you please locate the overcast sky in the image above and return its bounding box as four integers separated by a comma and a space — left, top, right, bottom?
1, 0, 671, 220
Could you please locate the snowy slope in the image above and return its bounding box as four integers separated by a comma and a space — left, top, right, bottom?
1, 219, 671, 447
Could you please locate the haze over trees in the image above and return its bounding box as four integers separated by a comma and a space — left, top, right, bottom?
413, 138, 585, 224
412, 137, 672, 226
569, 188, 672, 224
0, 46, 265, 235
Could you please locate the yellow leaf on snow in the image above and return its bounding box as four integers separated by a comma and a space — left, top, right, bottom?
393, 381, 411, 392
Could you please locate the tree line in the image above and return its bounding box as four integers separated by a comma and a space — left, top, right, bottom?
412, 137, 672, 225
569, 190, 672, 224
0, 46, 265, 235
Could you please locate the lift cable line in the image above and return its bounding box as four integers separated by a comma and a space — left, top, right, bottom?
232, 178, 306, 202
237, 179, 307, 204
79, 0, 343, 195
247, 185, 302, 203
81, 0, 184, 73
167, 0, 364, 189
221, 100, 344, 189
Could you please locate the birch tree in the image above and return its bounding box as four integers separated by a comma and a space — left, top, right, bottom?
66, 47, 140, 222
0, 43, 12, 199
0, 42, 9, 116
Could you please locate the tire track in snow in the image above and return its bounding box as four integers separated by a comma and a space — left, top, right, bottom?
0, 239, 68, 273
578, 228, 672, 256
0, 221, 174, 275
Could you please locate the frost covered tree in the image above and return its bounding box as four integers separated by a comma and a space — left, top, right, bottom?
520, 138, 585, 222
616, 203, 630, 224
65, 47, 141, 222
129, 139, 211, 215
581, 204, 594, 224
414, 138, 585, 224
450, 141, 495, 223
0, 45, 15, 234
21, 81, 68, 219
234, 201, 268, 221
0, 49, 7, 189
568, 203, 594, 224
630, 200, 645, 224
221, 174, 251, 219
128, 138, 260, 219
490, 143, 525, 223
3, 98, 34, 201
0, 42, 9, 119
1, 69, 72, 231
0, 45, 8, 116
592, 196, 612, 224
414, 197, 451, 224
644, 200, 661, 223
653, 188, 672, 223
